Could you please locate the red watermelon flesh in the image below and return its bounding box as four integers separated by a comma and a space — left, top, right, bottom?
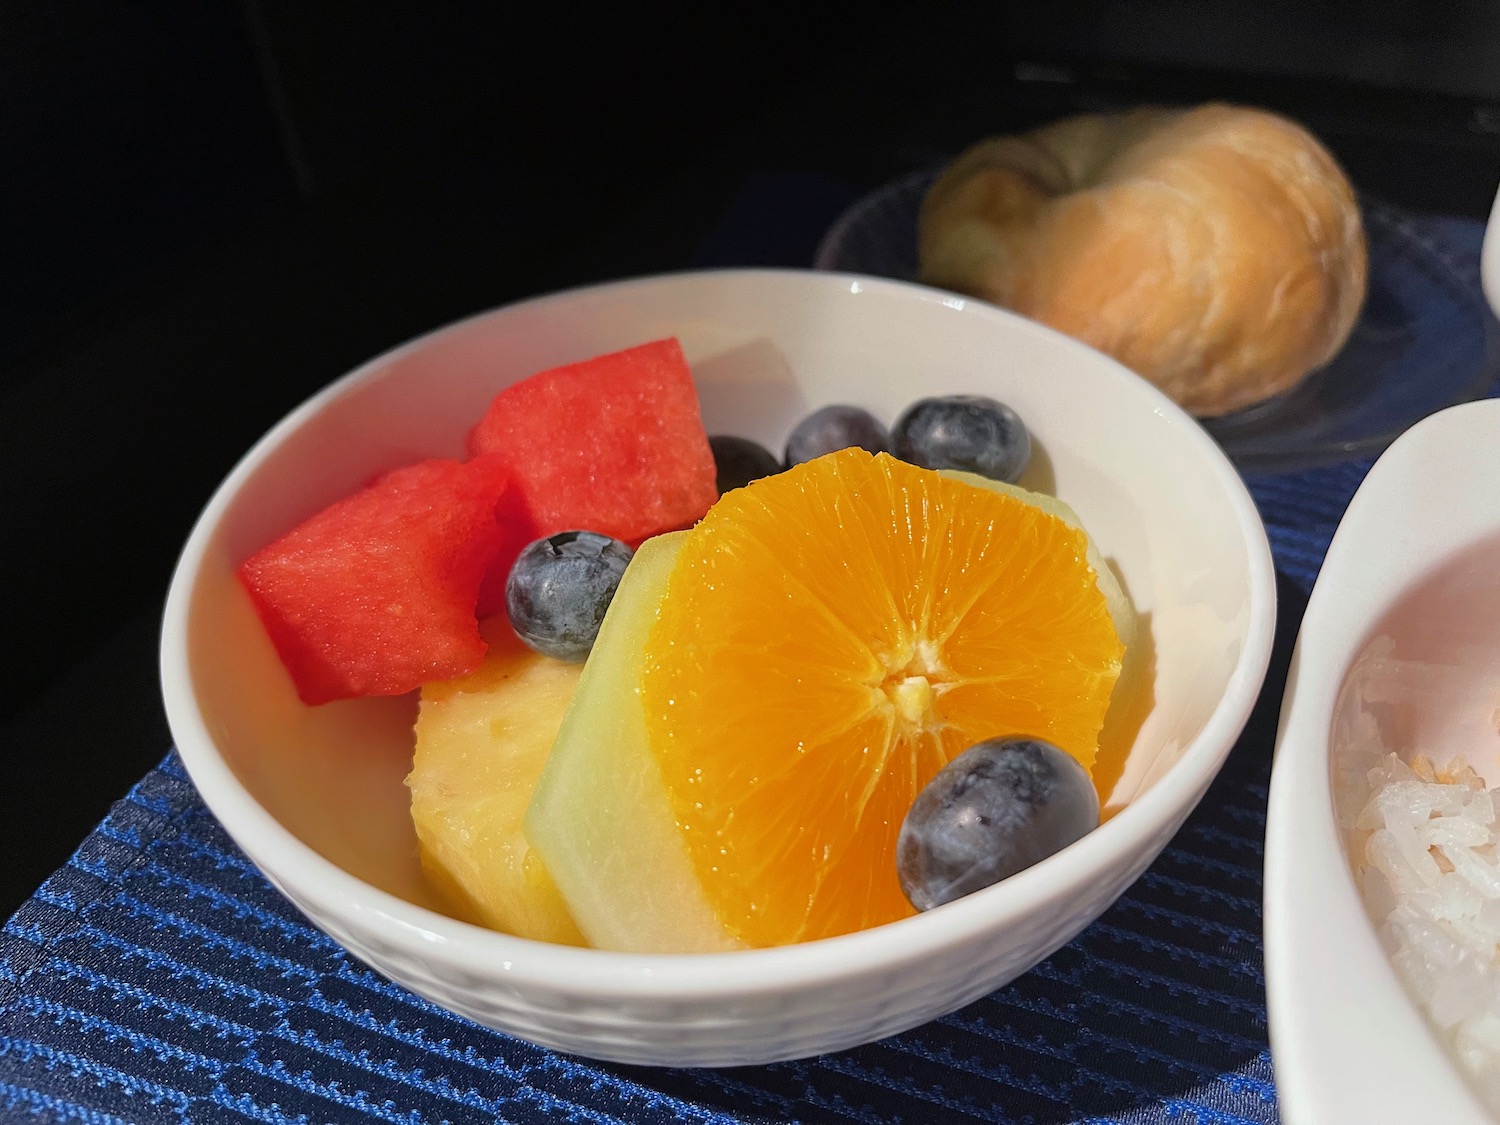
473, 484, 542, 619
238, 454, 514, 705
467, 337, 718, 546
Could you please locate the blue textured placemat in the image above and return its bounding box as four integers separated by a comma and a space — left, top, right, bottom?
0, 188, 1490, 1124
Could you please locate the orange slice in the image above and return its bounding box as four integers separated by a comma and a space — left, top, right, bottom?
640, 449, 1124, 946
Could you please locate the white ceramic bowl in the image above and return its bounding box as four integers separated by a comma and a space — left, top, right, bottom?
1265, 398, 1500, 1123
161, 268, 1276, 1066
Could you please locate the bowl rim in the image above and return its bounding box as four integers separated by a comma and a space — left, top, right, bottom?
161, 265, 1278, 998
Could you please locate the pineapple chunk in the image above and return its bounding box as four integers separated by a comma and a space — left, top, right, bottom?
407, 622, 585, 945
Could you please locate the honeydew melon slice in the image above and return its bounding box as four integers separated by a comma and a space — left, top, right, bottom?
524, 531, 745, 953
524, 476, 1137, 953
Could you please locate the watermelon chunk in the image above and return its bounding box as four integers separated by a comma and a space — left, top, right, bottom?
467, 338, 718, 546
239, 455, 514, 705
474, 485, 542, 619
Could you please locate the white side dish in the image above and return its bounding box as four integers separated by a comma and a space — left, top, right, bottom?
1266, 397, 1500, 1124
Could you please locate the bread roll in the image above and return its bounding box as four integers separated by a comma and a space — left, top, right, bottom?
917, 104, 1367, 416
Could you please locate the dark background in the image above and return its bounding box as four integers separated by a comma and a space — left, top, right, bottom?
5, 1, 1499, 917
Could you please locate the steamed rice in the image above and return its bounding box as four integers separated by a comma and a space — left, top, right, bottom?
1357, 752, 1500, 1112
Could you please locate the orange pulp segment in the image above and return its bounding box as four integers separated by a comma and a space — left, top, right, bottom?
640, 449, 1124, 946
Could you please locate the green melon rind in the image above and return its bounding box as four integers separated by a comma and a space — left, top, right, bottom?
523, 531, 746, 953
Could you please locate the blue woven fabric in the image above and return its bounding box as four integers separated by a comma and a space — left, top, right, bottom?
0, 194, 1489, 1124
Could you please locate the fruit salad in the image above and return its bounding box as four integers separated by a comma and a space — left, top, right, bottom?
238, 337, 1137, 952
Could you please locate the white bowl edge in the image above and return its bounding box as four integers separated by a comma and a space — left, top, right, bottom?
160, 267, 1279, 1063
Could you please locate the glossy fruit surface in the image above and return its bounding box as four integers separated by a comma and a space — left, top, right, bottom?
639, 449, 1124, 946
408, 623, 584, 944
784, 404, 891, 466
523, 532, 746, 953
468, 337, 718, 544
238, 455, 513, 704
709, 435, 782, 493
506, 531, 633, 662
892, 394, 1031, 482
896, 737, 1099, 911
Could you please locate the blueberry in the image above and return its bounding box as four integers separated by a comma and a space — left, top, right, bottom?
709, 435, 782, 493
891, 395, 1031, 482
505, 531, 634, 662
784, 404, 891, 466
896, 737, 1098, 911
